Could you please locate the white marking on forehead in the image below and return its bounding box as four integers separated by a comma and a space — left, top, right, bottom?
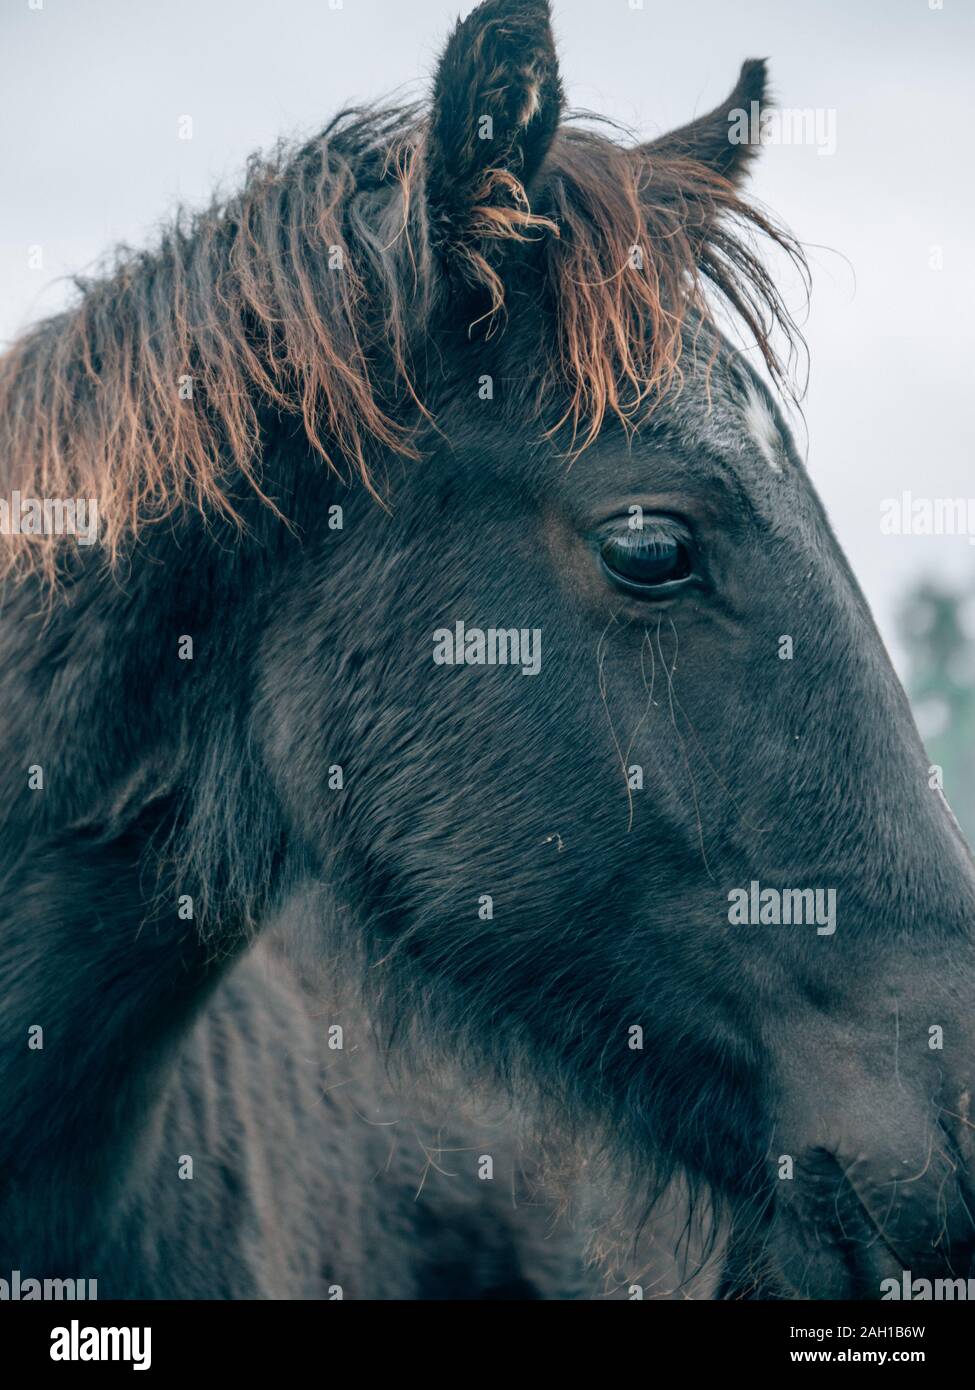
743, 385, 784, 474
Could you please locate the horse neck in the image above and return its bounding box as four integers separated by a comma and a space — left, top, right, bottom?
0, 804, 237, 1270
0, 539, 279, 1271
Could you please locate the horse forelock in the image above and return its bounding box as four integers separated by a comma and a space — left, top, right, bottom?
0, 104, 806, 589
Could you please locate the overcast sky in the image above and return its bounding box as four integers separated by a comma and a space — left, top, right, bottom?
1, 0, 973, 671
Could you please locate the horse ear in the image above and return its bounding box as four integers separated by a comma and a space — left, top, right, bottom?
645, 59, 769, 184
424, 0, 563, 279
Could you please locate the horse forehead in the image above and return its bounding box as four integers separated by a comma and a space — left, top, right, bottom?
655, 364, 791, 490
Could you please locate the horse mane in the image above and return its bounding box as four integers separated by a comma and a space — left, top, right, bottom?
0, 104, 805, 587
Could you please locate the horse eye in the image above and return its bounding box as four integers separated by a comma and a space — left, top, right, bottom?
600, 523, 694, 595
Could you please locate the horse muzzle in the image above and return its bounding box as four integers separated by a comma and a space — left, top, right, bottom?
730, 1056, 975, 1298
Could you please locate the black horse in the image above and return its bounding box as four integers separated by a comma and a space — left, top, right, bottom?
2, 0, 973, 1300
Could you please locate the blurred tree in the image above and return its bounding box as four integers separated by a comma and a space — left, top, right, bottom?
899, 576, 975, 845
